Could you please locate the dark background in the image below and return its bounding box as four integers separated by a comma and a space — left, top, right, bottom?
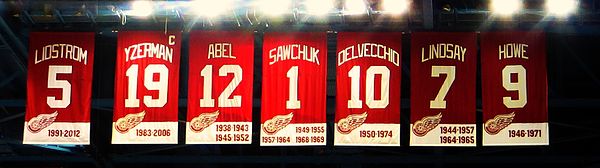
0, 0, 599, 167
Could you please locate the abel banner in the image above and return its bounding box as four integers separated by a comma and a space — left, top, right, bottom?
481, 31, 548, 146
187, 31, 254, 144
112, 31, 181, 144
335, 32, 402, 146
24, 32, 94, 144
410, 32, 477, 146
261, 32, 327, 146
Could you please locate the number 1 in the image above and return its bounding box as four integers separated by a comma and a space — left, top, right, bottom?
286, 66, 300, 109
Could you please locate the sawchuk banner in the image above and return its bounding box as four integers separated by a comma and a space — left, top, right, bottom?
24, 32, 95, 144
187, 31, 254, 144
335, 32, 402, 146
112, 31, 181, 144
481, 31, 548, 146
261, 32, 327, 146
409, 32, 477, 146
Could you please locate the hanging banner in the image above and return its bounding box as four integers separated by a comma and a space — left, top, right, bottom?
481, 31, 548, 146
112, 31, 181, 144
186, 31, 254, 144
409, 32, 477, 146
334, 32, 402, 146
24, 32, 95, 144
261, 32, 327, 146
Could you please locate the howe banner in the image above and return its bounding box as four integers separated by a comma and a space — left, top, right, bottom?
410, 32, 477, 146
261, 32, 327, 146
24, 32, 95, 144
187, 31, 254, 144
481, 31, 548, 146
112, 31, 181, 144
335, 32, 402, 146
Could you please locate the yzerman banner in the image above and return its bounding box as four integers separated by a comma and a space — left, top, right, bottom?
112, 31, 181, 144
187, 31, 254, 144
409, 32, 477, 146
335, 32, 402, 146
481, 31, 548, 146
24, 32, 95, 144
261, 32, 327, 146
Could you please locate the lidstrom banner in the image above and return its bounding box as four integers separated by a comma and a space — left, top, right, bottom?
335, 32, 402, 146
24, 32, 95, 144
112, 31, 181, 144
186, 31, 254, 144
260, 32, 327, 146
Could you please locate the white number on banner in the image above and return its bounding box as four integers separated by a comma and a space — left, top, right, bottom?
125, 64, 169, 108
47, 65, 72, 108
199, 65, 243, 107
347, 66, 390, 109
502, 65, 527, 108
286, 66, 300, 109
430, 66, 456, 109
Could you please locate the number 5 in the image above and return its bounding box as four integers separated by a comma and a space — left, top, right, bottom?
47, 65, 72, 108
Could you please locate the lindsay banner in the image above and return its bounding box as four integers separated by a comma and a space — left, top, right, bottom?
335, 32, 402, 146
481, 31, 548, 146
410, 32, 477, 146
187, 31, 254, 144
24, 32, 94, 144
261, 32, 327, 146
112, 31, 181, 144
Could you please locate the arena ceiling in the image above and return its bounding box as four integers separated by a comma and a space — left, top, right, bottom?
0, 0, 599, 167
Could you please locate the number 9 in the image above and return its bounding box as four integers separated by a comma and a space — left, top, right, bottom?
502, 65, 527, 108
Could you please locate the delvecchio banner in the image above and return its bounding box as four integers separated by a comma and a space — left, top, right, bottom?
335, 32, 402, 146
187, 31, 254, 144
261, 32, 327, 146
481, 31, 548, 146
409, 32, 477, 146
24, 32, 95, 144
112, 31, 181, 144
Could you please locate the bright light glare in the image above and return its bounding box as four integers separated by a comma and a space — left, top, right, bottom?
546, 0, 578, 17
258, 0, 292, 16
345, 0, 367, 15
490, 0, 521, 16
191, 0, 235, 17
383, 0, 410, 14
305, 0, 334, 15
128, 1, 154, 16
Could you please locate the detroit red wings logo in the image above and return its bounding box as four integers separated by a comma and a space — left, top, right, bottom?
263, 112, 293, 135
115, 111, 145, 133
190, 110, 220, 133
412, 113, 442, 137
337, 112, 368, 134
27, 111, 58, 133
485, 112, 515, 135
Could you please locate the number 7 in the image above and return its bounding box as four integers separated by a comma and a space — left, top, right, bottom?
430, 66, 455, 109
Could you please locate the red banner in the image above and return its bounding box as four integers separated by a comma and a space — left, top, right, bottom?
112, 31, 181, 144
335, 32, 401, 146
186, 31, 254, 144
409, 32, 477, 146
24, 32, 94, 144
261, 32, 327, 146
481, 31, 548, 146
